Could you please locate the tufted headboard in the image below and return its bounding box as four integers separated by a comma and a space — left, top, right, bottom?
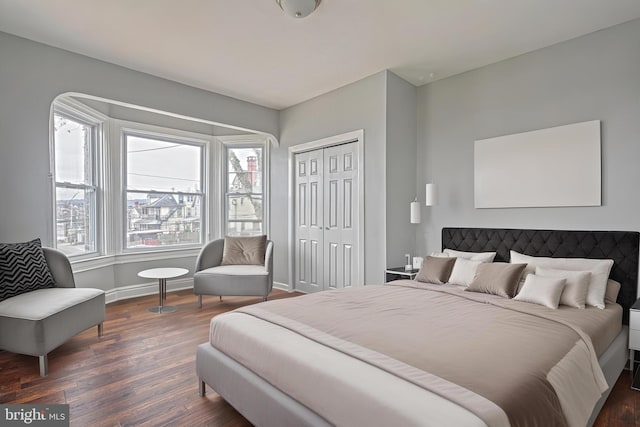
442, 227, 640, 324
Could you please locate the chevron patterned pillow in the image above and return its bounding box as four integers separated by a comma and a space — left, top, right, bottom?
0, 238, 56, 302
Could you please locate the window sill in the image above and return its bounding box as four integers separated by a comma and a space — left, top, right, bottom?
71, 247, 201, 273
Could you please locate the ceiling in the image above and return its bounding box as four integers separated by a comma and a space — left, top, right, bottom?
1, 1, 639, 110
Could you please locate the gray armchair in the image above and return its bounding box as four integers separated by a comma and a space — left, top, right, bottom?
194, 238, 274, 307
0, 247, 105, 376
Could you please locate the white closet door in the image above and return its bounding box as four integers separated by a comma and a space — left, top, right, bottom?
294, 150, 324, 293
294, 142, 357, 292
323, 143, 357, 290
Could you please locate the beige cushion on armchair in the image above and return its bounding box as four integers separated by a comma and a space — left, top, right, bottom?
221, 235, 267, 265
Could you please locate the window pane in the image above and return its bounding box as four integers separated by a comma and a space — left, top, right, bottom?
227, 147, 262, 193
226, 221, 263, 237
55, 187, 96, 256
126, 191, 201, 248
228, 194, 262, 221
127, 135, 201, 193
54, 113, 93, 184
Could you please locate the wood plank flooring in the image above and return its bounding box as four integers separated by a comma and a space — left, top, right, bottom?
0, 290, 300, 426
0, 289, 638, 426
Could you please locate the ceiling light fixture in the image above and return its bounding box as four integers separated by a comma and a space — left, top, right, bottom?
276, 0, 322, 19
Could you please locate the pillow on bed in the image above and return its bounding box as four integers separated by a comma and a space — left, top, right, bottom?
429, 252, 449, 258
444, 249, 496, 263
509, 251, 613, 309
465, 263, 526, 298
605, 279, 621, 305
447, 258, 482, 287
535, 267, 590, 309
415, 256, 456, 285
513, 274, 566, 309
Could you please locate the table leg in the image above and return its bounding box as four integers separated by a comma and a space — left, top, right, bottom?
159, 278, 164, 308
148, 277, 177, 313
631, 349, 640, 391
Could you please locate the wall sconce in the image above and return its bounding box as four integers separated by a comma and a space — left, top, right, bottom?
426, 183, 438, 206
410, 183, 437, 224
410, 197, 421, 224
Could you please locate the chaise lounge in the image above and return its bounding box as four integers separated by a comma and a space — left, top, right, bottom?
0, 240, 105, 376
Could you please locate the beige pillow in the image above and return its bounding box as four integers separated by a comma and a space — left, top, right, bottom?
513, 274, 566, 309
447, 258, 482, 287
465, 263, 526, 298
444, 248, 496, 263
415, 256, 456, 284
535, 267, 590, 309
221, 235, 267, 265
605, 279, 621, 305
509, 251, 613, 309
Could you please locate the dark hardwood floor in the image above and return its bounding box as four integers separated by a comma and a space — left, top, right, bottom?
0, 289, 638, 426
0, 289, 301, 426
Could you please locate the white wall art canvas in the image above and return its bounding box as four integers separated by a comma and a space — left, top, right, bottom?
474, 120, 601, 208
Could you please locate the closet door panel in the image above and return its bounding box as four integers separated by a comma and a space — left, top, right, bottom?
294, 151, 324, 293
323, 143, 357, 290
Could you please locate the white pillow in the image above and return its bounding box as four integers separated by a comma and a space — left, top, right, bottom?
444, 249, 496, 263
535, 267, 591, 309
448, 258, 482, 287
513, 274, 566, 309
429, 252, 450, 258
509, 251, 613, 309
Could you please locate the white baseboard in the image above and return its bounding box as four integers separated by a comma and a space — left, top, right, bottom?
105, 279, 298, 304
273, 281, 292, 292
105, 278, 194, 304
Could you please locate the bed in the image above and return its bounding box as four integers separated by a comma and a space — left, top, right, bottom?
196, 228, 640, 426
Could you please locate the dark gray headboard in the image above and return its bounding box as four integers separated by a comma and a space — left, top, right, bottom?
442, 227, 639, 324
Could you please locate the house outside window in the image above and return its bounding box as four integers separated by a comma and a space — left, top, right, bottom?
225, 145, 264, 236
124, 131, 205, 250
52, 109, 101, 257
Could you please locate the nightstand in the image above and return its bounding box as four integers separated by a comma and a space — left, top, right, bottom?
385, 267, 419, 283
630, 299, 640, 390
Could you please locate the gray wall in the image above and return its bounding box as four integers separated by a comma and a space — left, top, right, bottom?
416, 19, 640, 255
386, 72, 418, 266
5, 16, 638, 294
0, 31, 278, 244
0, 31, 279, 292
276, 71, 388, 285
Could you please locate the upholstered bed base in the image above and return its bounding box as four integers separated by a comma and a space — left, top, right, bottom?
587, 326, 628, 427
196, 343, 331, 427
197, 326, 627, 427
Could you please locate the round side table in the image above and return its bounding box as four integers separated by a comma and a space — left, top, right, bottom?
138, 267, 188, 313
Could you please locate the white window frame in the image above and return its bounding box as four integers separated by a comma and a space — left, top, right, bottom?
50, 100, 107, 259
50, 98, 278, 270
219, 135, 270, 237
119, 122, 210, 254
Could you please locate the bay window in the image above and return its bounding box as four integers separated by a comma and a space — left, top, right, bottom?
51, 97, 270, 264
